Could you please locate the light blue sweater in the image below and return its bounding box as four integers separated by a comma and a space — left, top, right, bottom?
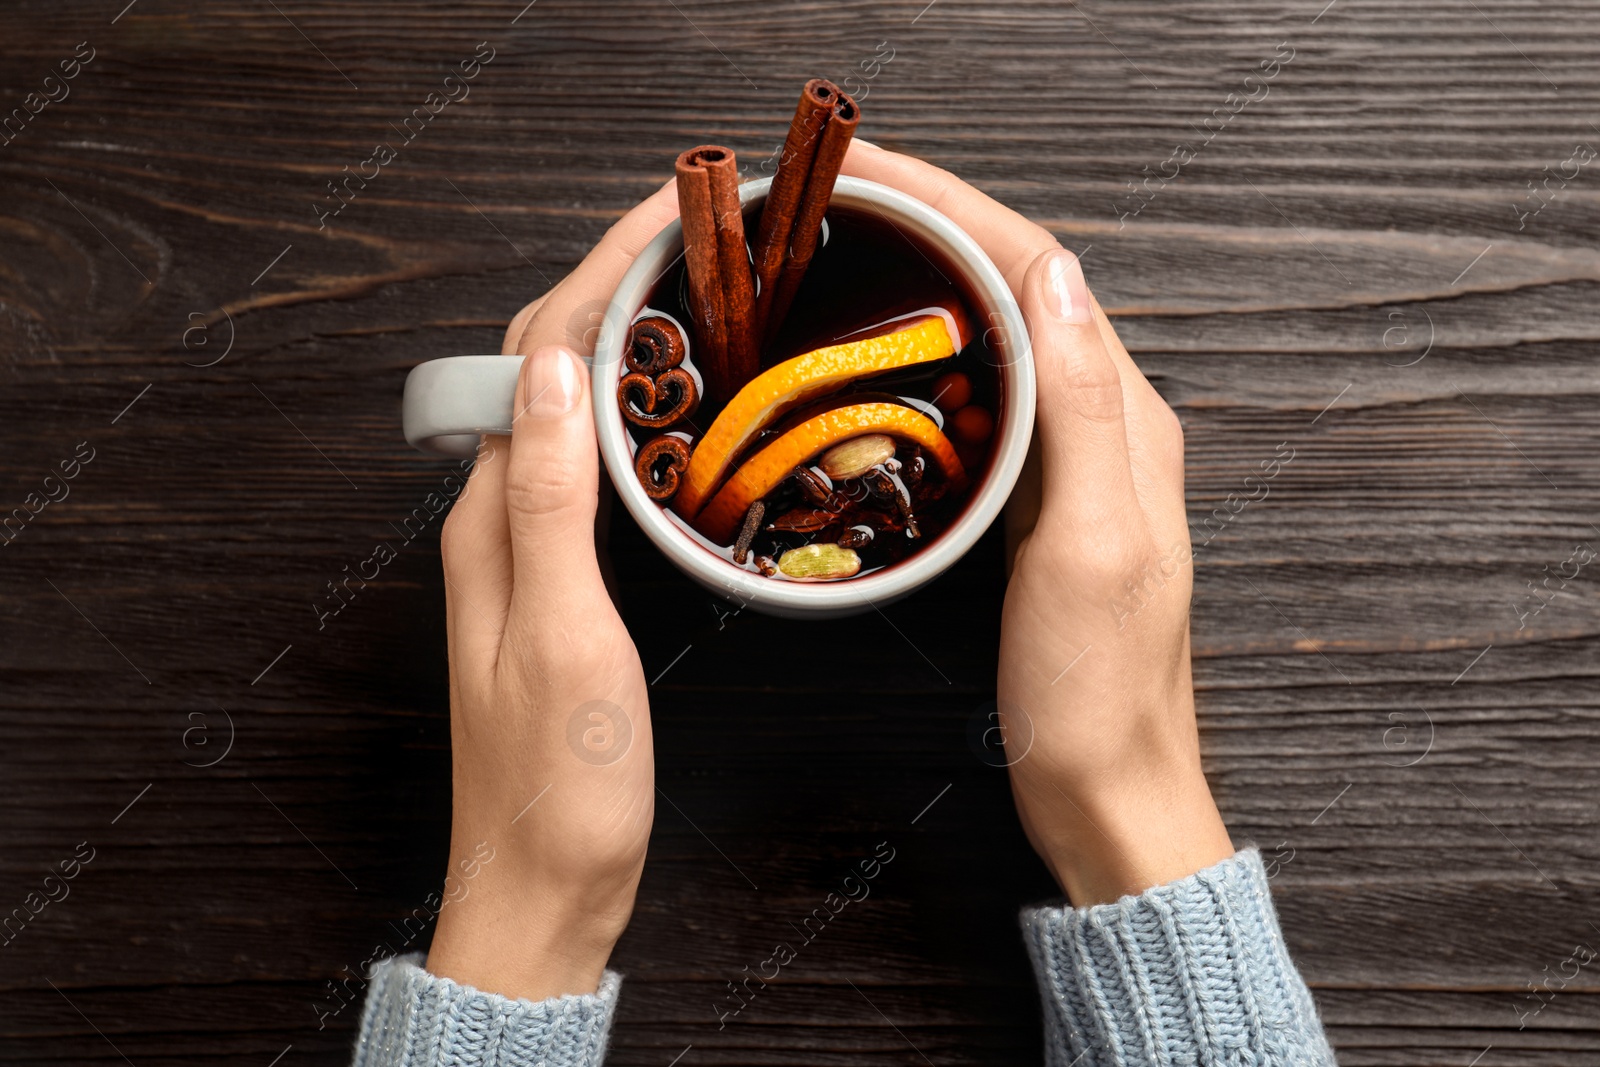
351, 849, 1337, 1067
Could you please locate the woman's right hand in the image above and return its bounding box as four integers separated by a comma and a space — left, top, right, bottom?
842, 144, 1235, 905
424, 181, 683, 1000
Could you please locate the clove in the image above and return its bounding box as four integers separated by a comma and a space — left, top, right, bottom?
733, 500, 766, 565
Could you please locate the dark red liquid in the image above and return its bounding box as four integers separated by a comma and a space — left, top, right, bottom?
626, 203, 1003, 579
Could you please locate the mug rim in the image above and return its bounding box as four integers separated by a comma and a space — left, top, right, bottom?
593, 175, 1035, 618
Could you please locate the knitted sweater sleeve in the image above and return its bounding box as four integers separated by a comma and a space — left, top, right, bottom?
1020, 849, 1338, 1067
348, 851, 1329, 1067
350, 954, 620, 1067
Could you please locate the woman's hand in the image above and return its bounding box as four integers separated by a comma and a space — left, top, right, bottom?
843, 144, 1234, 906
424, 182, 681, 999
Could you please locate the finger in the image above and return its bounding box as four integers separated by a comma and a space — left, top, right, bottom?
1083, 289, 1187, 536
501, 343, 608, 657
845, 144, 1187, 542
441, 433, 514, 679
842, 146, 1160, 420
438, 293, 564, 675
445, 173, 672, 673
841, 142, 1057, 295
503, 290, 553, 353
845, 144, 1153, 390
514, 178, 680, 356
1021, 248, 1140, 535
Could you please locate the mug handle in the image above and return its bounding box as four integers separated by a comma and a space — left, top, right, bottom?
402, 355, 526, 457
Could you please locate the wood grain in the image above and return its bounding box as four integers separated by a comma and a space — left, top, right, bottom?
2, 1, 1598, 1063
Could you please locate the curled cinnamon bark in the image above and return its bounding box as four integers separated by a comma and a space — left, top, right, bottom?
753, 79, 860, 344
619, 316, 699, 429
626, 316, 687, 377
618, 369, 697, 430
635, 436, 693, 501
675, 146, 758, 407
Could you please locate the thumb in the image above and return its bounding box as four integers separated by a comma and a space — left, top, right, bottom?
503, 344, 605, 624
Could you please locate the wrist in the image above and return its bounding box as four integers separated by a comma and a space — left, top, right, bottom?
1026, 768, 1235, 907
426, 867, 635, 1001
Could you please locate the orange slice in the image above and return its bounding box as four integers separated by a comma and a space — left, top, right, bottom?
673, 309, 965, 520
694, 402, 967, 544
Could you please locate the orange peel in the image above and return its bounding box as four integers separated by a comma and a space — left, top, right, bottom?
694, 402, 966, 544
673, 309, 964, 519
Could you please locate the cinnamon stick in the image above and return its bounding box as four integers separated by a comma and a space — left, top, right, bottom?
752, 79, 860, 345
675, 145, 758, 407
751, 80, 835, 334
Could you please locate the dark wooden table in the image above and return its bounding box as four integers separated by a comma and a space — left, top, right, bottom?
4, 2, 1598, 1064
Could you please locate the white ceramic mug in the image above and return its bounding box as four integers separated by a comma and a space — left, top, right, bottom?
402, 176, 1035, 619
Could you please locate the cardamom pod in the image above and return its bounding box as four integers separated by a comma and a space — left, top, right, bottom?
817, 433, 896, 480
777, 543, 861, 581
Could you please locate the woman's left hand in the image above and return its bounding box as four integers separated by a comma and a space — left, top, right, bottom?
842, 143, 1234, 907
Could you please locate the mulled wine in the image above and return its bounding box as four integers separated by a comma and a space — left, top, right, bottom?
622, 203, 1002, 581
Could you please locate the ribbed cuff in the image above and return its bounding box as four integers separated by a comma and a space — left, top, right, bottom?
1020, 849, 1336, 1067
351, 953, 620, 1067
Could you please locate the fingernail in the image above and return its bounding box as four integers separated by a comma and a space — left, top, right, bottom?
518, 345, 583, 419
853, 138, 881, 150
1042, 249, 1092, 324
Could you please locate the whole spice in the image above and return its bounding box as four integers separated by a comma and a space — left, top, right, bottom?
635, 436, 692, 502
818, 433, 896, 480
768, 499, 905, 539
862, 466, 919, 539
752, 79, 860, 344
675, 145, 758, 406
628, 316, 688, 376
767, 506, 842, 534
900, 448, 924, 492
618, 317, 698, 430
733, 500, 766, 565
790, 467, 844, 512
619, 370, 697, 429
778, 542, 861, 581
837, 525, 874, 550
